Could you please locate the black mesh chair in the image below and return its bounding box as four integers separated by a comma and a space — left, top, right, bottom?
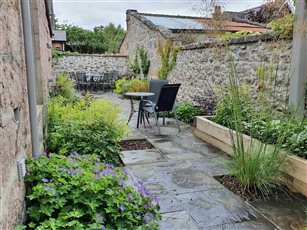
141, 84, 181, 134
76, 72, 87, 91
148, 79, 168, 104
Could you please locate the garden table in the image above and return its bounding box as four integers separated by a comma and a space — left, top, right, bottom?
125, 92, 154, 128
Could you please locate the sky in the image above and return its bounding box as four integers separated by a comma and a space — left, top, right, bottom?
53, 0, 264, 30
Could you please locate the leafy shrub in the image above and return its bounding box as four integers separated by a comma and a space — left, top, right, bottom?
175, 102, 202, 123
157, 40, 179, 80
52, 49, 78, 60
268, 14, 294, 37
219, 31, 261, 42
25, 153, 161, 229
115, 78, 148, 96
47, 96, 130, 165
50, 73, 74, 99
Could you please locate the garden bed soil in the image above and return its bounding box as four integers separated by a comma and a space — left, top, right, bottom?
120, 139, 155, 151
215, 175, 301, 202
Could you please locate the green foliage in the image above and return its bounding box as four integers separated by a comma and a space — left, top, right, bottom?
219, 57, 289, 193
129, 47, 150, 79
47, 96, 130, 165
174, 102, 202, 123
157, 40, 179, 80
219, 31, 261, 42
115, 78, 149, 96
55, 23, 126, 54
50, 73, 74, 99
129, 53, 141, 76
51, 49, 78, 60
269, 14, 294, 37
138, 47, 150, 79
24, 153, 161, 229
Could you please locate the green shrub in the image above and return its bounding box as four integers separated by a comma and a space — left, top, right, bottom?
219, 31, 261, 42
24, 153, 161, 229
47, 96, 130, 165
175, 102, 202, 123
115, 78, 148, 96
50, 73, 74, 99
268, 14, 294, 37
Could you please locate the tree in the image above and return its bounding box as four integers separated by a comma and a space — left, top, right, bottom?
55, 21, 126, 54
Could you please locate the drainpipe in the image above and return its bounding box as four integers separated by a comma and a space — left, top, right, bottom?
21, 0, 40, 156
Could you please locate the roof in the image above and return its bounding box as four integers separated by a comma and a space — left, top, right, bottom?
52, 30, 67, 42
139, 13, 269, 33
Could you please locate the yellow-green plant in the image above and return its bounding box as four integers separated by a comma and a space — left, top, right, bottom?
115, 78, 148, 96
157, 40, 179, 80
47, 96, 130, 165
219, 31, 261, 42
51, 73, 74, 99
269, 14, 294, 37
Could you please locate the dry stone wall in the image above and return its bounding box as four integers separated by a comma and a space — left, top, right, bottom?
169, 35, 293, 108
52, 54, 128, 77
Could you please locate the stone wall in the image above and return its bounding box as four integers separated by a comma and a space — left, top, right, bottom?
0, 0, 51, 228
52, 54, 128, 77
120, 10, 180, 77
169, 35, 293, 108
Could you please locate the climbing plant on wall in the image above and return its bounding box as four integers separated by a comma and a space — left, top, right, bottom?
157, 40, 179, 80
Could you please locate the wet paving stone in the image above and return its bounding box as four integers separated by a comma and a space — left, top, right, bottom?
177, 189, 258, 228
159, 211, 199, 230
157, 167, 224, 194
157, 195, 185, 214
121, 149, 166, 165
203, 219, 276, 230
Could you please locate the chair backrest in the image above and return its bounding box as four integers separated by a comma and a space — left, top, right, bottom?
76, 72, 86, 82
155, 84, 181, 112
148, 79, 168, 104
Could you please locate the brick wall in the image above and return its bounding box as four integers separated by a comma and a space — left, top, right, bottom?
0, 0, 51, 228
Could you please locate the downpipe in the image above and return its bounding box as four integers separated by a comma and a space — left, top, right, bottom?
21, 0, 40, 156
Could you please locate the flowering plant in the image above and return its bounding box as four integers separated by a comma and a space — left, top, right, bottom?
25, 152, 161, 229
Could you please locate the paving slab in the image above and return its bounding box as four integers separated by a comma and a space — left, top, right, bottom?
203, 219, 276, 230
177, 189, 257, 228
157, 195, 185, 214
159, 211, 199, 230
121, 149, 166, 165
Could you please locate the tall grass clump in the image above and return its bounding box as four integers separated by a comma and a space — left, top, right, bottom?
224, 57, 291, 196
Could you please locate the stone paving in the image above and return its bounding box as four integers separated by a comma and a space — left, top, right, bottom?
96, 93, 277, 230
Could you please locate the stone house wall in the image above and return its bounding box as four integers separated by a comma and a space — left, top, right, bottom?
120, 10, 181, 77
169, 35, 292, 108
52, 54, 128, 77
0, 0, 52, 228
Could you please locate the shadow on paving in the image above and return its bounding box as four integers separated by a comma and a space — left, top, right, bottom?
98, 93, 283, 229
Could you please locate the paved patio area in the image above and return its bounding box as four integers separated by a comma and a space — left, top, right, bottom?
96, 93, 277, 229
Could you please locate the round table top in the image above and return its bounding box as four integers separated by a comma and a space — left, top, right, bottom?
125, 92, 154, 97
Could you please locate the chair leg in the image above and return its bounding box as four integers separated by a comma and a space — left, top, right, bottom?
145, 112, 150, 124
163, 112, 166, 125
153, 111, 161, 134
174, 109, 181, 132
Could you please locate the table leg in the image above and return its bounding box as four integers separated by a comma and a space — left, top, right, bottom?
137, 100, 142, 128
127, 97, 135, 124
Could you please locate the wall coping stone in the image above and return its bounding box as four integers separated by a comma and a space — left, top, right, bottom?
181, 33, 292, 50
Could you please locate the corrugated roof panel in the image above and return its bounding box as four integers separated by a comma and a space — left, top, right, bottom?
52, 30, 67, 41
143, 15, 207, 30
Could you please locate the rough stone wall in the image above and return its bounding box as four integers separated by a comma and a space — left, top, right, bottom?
0, 0, 31, 228
169, 36, 292, 108
123, 11, 173, 77
52, 54, 128, 77
0, 0, 51, 228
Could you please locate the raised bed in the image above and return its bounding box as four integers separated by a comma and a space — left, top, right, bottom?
194, 116, 307, 197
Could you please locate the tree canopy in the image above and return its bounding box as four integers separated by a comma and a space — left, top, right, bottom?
55, 21, 126, 54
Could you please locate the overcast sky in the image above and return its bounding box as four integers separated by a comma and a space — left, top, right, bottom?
54, 0, 264, 30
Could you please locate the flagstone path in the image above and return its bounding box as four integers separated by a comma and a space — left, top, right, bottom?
96, 93, 277, 230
